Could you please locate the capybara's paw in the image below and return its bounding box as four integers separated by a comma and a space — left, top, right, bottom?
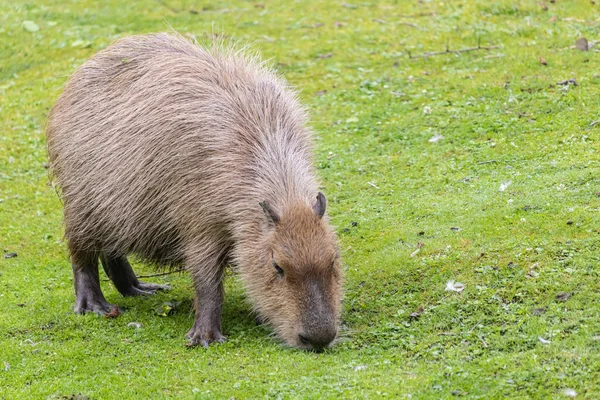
74, 295, 118, 316
185, 326, 226, 348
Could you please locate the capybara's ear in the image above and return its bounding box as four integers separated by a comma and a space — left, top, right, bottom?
312, 192, 326, 219
259, 200, 280, 225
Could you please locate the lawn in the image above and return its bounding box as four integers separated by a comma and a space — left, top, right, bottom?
1, 0, 600, 398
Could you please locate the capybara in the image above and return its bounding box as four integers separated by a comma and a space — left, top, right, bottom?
46, 33, 342, 350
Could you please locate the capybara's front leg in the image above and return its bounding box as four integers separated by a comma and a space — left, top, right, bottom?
186, 273, 226, 347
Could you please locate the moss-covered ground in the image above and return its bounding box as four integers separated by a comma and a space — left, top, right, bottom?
1, 0, 600, 398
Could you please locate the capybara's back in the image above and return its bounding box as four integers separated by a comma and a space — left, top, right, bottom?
47, 33, 342, 350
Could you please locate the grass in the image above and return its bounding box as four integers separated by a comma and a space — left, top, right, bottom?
1, 0, 600, 398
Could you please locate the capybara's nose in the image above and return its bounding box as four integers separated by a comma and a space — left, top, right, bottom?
299, 329, 337, 351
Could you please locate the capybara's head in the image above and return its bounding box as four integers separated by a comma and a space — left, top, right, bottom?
256, 192, 342, 351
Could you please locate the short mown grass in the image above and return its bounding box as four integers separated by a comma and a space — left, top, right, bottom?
2, 0, 600, 398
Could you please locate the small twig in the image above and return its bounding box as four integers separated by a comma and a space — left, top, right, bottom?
154, 0, 180, 13
439, 321, 484, 337
590, 120, 600, 127
367, 182, 380, 189
398, 22, 422, 30
102, 268, 185, 282
480, 336, 489, 348
409, 43, 500, 59
473, 54, 505, 62
477, 160, 497, 165
468, 319, 482, 334
398, 12, 435, 17
138, 268, 185, 278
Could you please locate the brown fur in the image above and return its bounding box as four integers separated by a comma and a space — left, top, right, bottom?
46, 33, 343, 350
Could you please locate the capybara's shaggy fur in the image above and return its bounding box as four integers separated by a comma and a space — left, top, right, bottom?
46, 33, 342, 350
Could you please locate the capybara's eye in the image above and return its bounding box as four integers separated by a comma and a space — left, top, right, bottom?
273, 261, 284, 276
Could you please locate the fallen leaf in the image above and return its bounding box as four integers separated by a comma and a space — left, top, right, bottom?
22, 20, 39, 32
409, 306, 424, 318
104, 306, 120, 318
526, 269, 539, 278
532, 307, 546, 316
526, 263, 539, 278
58, 395, 91, 400
538, 336, 551, 344
575, 37, 589, 51
555, 292, 571, 302
3, 252, 17, 259
499, 181, 512, 192
314, 90, 327, 96
155, 300, 181, 316
428, 133, 443, 143
557, 78, 578, 86
317, 52, 333, 59
71, 39, 92, 48
446, 280, 465, 292
538, 56, 547, 65
410, 242, 424, 257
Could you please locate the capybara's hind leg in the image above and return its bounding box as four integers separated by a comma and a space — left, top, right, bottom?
100, 253, 170, 297
72, 249, 116, 315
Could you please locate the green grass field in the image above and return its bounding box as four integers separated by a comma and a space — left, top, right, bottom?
2, 0, 600, 398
